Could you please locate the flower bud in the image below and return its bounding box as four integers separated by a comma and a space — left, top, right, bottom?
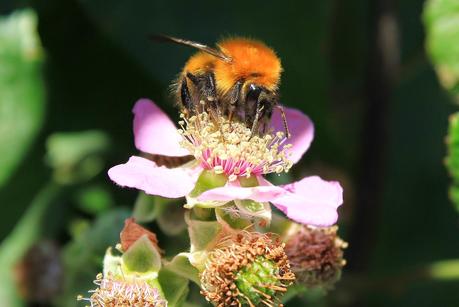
200, 231, 295, 306
284, 225, 347, 289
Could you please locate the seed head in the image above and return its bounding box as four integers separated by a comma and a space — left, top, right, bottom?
77, 273, 167, 307
200, 231, 295, 306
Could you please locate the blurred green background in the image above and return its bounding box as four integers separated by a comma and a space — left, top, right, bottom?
0, 0, 458, 306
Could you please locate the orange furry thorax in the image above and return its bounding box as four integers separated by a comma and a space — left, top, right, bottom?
182, 38, 282, 94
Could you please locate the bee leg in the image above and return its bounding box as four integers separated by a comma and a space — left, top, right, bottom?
185, 72, 204, 113
204, 73, 221, 119
228, 80, 244, 122
250, 103, 264, 137
245, 84, 261, 128
260, 106, 273, 135
204, 72, 217, 104
276, 105, 291, 138
250, 88, 276, 137
186, 72, 218, 112
180, 77, 194, 115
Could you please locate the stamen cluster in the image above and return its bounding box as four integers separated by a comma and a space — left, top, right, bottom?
178, 112, 292, 181
200, 231, 295, 307
285, 226, 347, 289
77, 273, 166, 307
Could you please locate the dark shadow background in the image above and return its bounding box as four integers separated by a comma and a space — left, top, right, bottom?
0, 0, 458, 306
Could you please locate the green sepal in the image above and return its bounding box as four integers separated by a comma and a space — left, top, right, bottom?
132, 192, 164, 223
101, 246, 165, 299
102, 247, 122, 277
158, 268, 189, 307
122, 235, 161, 274
215, 200, 272, 230
163, 253, 200, 285
186, 213, 222, 252
185, 211, 224, 271
269, 213, 295, 239
215, 206, 252, 229
234, 176, 272, 227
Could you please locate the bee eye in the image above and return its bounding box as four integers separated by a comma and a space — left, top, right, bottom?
246, 84, 262, 101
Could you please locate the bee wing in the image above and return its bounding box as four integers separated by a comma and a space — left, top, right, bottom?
151, 34, 232, 63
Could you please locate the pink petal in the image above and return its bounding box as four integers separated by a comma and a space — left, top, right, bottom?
108, 156, 199, 198
197, 178, 286, 202
271, 176, 343, 226
271, 106, 314, 164
133, 99, 189, 156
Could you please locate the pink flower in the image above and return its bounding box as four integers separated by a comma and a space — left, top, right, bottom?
108, 99, 343, 226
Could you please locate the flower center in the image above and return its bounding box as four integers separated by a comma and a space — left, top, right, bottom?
178, 112, 293, 181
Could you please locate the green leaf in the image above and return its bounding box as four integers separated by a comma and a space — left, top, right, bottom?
424, 0, 459, 100
0, 182, 60, 307
0, 9, 45, 187
428, 259, 459, 280
446, 112, 459, 211
122, 235, 162, 273
56, 208, 130, 307
74, 185, 113, 215
45, 130, 111, 184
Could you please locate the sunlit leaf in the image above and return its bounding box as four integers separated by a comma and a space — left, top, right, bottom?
56, 208, 130, 307
74, 185, 113, 215
0, 182, 60, 307
446, 112, 459, 212
0, 9, 45, 187
45, 130, 110, 184
424, 0, 459, 100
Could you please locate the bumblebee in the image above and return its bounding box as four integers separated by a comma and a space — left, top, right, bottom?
155, 35, 289, 136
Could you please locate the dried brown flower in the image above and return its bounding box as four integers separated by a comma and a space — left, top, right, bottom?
285, 225, 347, 289
120, 218, 160, 252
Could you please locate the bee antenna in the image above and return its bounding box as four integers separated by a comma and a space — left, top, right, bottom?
150, 34, 185, 44
149, 34, 232, 63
